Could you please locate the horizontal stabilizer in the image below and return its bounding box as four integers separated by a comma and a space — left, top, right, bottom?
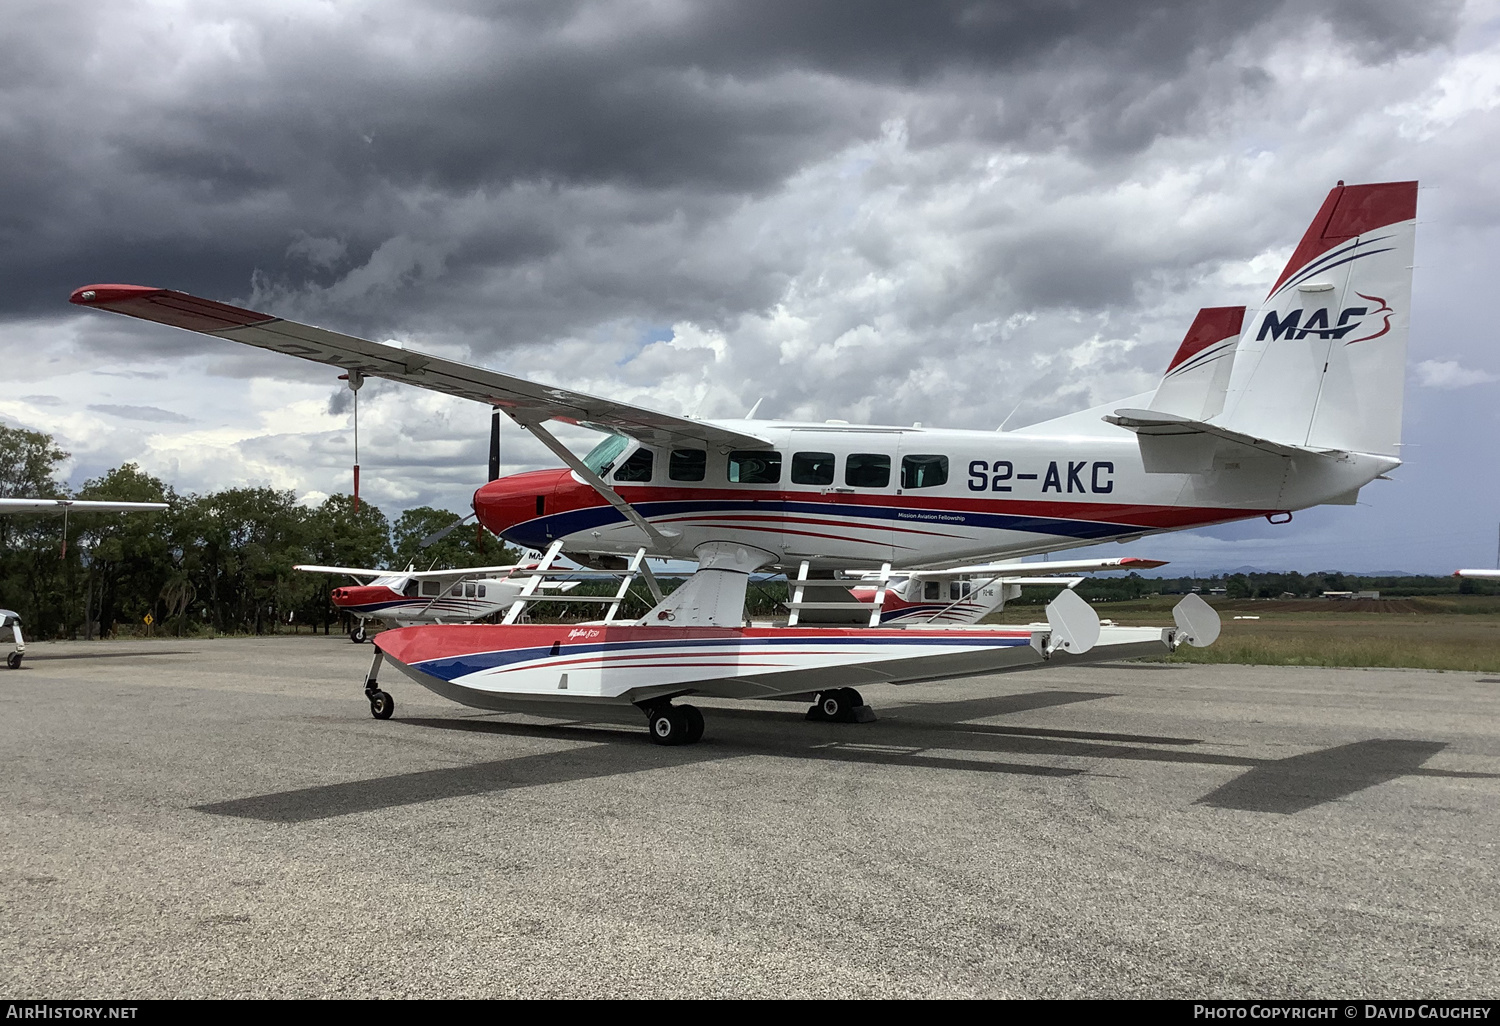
1105, 408, 1349, 473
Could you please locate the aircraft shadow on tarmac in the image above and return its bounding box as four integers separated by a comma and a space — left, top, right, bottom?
192, 689, 1497, 823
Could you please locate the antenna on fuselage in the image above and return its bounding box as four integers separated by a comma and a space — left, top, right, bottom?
996, 397, 1026, 432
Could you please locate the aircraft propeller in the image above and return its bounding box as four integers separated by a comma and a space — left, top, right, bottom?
418, 512, 477, 549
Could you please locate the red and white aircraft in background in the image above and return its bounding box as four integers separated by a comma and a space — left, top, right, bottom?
71, 180, 1417, 742
843, 557, 1168, 626
295, 562, 580, 641
1, 498, 169, 668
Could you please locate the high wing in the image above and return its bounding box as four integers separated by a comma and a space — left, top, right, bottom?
1455, 569, 1500, 580
0, 499, 168, 515
296, 563, 525, 581
293, 564, 583, 592
293, 565, 397, 580
850, 557, 1167, 580
69, 285, 768, 451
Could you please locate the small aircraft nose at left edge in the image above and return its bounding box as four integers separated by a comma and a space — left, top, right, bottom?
67, 177, 1419, 743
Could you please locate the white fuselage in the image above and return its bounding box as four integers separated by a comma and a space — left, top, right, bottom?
483, 417, 1394, 570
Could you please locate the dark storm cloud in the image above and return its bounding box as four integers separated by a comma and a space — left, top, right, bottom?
0, 0, 1461, 331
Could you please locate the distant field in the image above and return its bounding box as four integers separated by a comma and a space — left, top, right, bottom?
1052, 595, 1500, 673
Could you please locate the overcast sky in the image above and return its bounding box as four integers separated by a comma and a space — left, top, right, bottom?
3, 0, 1497, 573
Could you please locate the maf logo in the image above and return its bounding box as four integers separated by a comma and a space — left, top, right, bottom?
1257, 292, 1393, 345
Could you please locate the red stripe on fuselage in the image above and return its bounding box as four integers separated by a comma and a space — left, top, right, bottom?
526, 479, 1271, 532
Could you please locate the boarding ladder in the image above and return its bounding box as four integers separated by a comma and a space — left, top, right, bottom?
785, 560, 891, 628
501, 543, 663, 625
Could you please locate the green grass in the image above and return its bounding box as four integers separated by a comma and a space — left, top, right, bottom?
1076, 596, 1500, 673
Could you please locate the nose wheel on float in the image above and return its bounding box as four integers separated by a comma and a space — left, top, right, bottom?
367, 688, 394, 719
362, 647, 394, 718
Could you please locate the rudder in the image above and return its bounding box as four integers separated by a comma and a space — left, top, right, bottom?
1215, 181, 1417, 457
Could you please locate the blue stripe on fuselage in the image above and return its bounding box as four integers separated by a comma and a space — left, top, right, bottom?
498, 497, 1140, 550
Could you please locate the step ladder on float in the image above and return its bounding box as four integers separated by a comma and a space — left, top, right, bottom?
500, 542, 665, 625
785, 560, 891, 628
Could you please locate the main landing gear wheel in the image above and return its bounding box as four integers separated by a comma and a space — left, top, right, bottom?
645, 704, 704, 746
6, 652, 20, 670
368, 689, 395, 719
681, 704, 705, 744
808, 688, 869, 723
349, 624, 367, 644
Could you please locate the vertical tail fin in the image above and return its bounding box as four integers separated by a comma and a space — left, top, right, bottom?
1148, 306, 1246, 421
1216, 181, 1418, 457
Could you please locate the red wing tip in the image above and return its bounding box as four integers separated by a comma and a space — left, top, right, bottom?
1119, 558, 1168, 568
70, 284, 168, 305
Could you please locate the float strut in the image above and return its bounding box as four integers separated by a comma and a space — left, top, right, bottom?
364, 648, 385, 695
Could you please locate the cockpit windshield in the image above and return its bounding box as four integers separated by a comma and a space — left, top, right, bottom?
582, 433, 631, 476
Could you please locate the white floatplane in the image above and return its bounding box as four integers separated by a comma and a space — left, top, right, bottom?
296, 561, 583, 642
69, 180, 1418, 740
842, 556, 1168, 626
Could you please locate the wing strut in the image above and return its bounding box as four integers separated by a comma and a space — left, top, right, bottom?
510, 415, 680, 547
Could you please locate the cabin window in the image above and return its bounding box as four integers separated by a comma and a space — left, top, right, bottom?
845, 453, 890, 488
669, 449, 706, 481
924, 581, 941, 601
613, 448, 653, 482
421, 581, 442, 597
403, 580, 419, 598
791, 451, 835, 486
582, 433, 630, 476
477, 585, 486, 598
728, 450, 782, 484
950, 582, 971, 600
465, 583, 477, 597
901, 454, 949, 489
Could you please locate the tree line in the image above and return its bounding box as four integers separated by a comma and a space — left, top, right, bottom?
1, 423, 517, 639
6, 421, 1491, 638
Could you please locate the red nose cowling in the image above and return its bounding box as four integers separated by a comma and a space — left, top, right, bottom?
330, 585, 398, 609
473, 468, 575, 543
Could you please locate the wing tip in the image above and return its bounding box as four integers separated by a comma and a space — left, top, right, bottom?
70, 284, 168, 306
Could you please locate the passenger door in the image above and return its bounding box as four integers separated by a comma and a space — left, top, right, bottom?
788, 431, 893, 564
